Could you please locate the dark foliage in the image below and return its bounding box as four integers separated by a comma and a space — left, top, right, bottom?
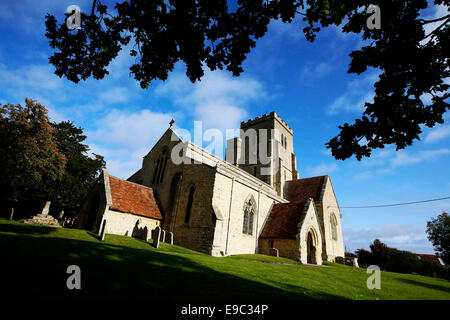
356, 239, 448, 279
0, 99, 66, 218
45, 0, 449, 160
0, 100, 105, 221
49, 121, 106, 220
426, 211, 450, 263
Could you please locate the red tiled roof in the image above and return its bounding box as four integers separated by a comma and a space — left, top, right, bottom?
260, 202, 307, 239
416, 254, 446, 265
284, 176, 326, 203
108, 175, 163, 220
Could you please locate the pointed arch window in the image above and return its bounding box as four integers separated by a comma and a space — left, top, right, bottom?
331, 213, 338, 241
242, 196, 256, 235
184, 185, 195, 224
152, 148, 169, 185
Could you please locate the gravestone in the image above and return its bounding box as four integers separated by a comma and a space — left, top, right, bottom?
344, 257, 359, 267
160, 229, 166, 243
335, 256, 345, 264
270, 248, 279, 257
167, 232, 174, 245
100, 220, 107, 241
153, 226, 161, 249
9, 208, 14, 221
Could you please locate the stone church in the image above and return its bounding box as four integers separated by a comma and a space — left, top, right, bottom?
78, 112, 345, 264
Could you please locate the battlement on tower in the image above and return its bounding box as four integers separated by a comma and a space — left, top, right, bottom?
240, 111, 293, 135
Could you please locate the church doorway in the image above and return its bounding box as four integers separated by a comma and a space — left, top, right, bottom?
306, 230, 316, 264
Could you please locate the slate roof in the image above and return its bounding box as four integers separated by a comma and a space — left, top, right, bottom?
284, 175, 326, 203
108, 175, 163, 220
259, 201, 308, 239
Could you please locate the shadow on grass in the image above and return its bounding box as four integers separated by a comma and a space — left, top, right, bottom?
0, 221, 56, 235
85, 231, 103, 242
0, 231, 344, 300
397, 278, 450, 294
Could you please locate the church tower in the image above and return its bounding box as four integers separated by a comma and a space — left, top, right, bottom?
226, 112, 298, 197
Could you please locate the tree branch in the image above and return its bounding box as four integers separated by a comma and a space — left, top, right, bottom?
419, 14, 450, 24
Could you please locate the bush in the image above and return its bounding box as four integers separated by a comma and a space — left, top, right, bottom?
355, 239, 447, 279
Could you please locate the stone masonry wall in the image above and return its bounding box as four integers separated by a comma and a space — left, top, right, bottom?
211, 168, 282, 256
170, 164, 217, 254
258, 239, 300, 261
102, 209, 160, 237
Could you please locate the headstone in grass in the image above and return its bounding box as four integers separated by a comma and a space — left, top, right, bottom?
160, 229, 166, 243
335, 256, 344, 264
153, 226, 161, 249
9, 208, 14, 220
168, 232, 173, 245
100, 220, 106, 241
270, 248, 279, 257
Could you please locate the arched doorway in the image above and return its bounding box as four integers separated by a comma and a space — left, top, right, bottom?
306, 230, 317, 264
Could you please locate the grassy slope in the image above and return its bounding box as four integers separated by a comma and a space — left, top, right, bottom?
1, 219, 449, 300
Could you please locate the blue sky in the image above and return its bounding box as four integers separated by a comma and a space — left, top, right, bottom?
0, 1, 449, 254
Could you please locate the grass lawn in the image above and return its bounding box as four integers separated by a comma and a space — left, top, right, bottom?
1, 218, 449, 300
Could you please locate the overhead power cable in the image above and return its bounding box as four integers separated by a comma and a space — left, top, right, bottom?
329, 196, 450, 209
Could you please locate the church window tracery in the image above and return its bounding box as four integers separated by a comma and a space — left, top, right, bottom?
242, 196, 256, 235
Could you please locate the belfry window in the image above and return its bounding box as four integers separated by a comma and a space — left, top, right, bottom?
152, 148, 169, 185
242, 197, 256, 235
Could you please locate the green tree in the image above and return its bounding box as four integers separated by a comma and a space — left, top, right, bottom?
45, 0, 449, 160
49, 121, 105, 221
355, 248, 372, 267
0, 99, 67, 216
426, 211, 450, 262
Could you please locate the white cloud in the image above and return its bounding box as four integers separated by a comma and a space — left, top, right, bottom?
155, 70, 266, 133
343, 224, 434, 253
0, 63, 64, 92
300, 62, 332, 82
89, 109, 173, 148
97, 87, 131, 105
391, 149, 450, 167
307, 163, 339, 176
86, 108, 174, 178
266, 17, 303, 41
353, 171, 373, 181
326, 73, 378, 115
425, 125, 450, 143
327, 91, 374, 115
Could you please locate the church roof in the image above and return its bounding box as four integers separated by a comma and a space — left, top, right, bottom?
260, 176, 328, 239
259, 201, 308, 239
108, 175, 163, 220
284, 175, 326, 203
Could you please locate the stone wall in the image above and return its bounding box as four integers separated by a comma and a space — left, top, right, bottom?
169, 164, 217, 254
257, 200, 323, 265
315, 176, 345, 261
211, 165, 284, 256
77, 178, 108, 233
102, 209, 160, 238
298, 201, 323, 265
258, 238, 300, 261
238, 112, 297, 197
